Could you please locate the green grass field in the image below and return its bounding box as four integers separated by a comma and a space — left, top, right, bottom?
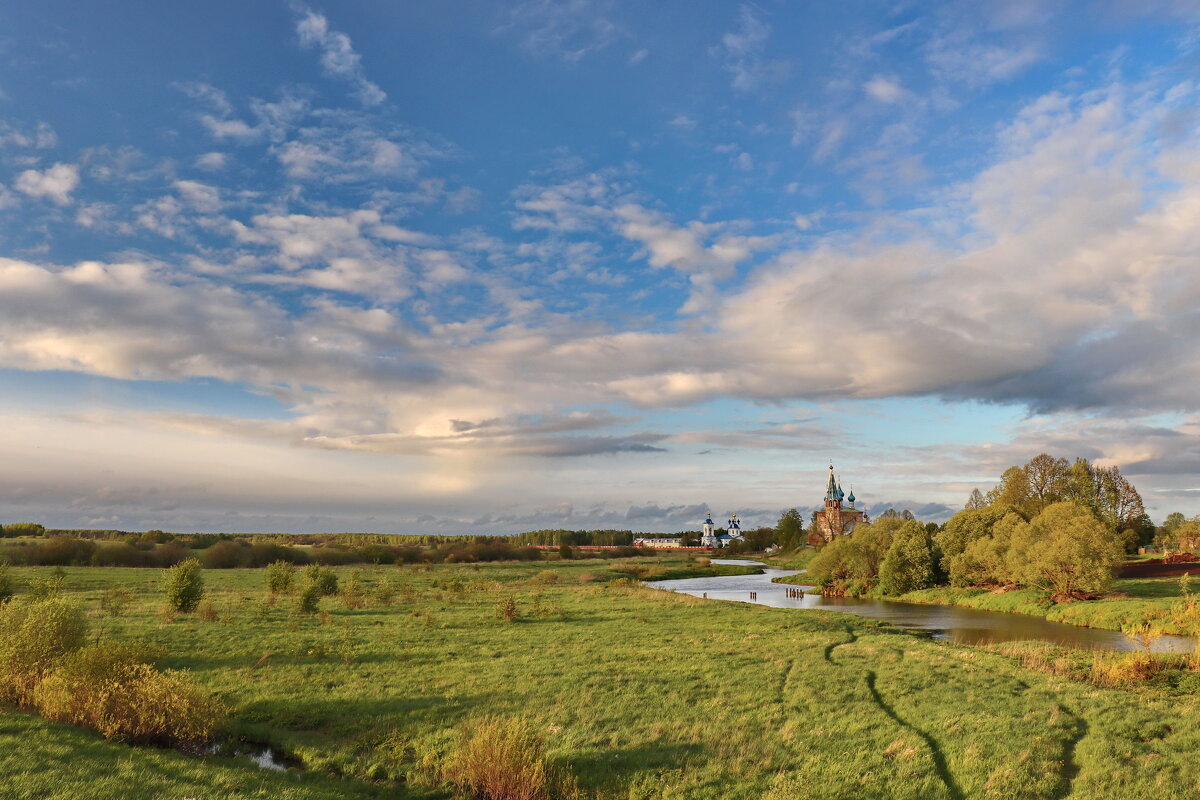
2, 558, 1200, 799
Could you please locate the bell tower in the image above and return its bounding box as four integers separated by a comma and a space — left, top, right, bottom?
824, 464, 842, 511
701, 512, 716, 548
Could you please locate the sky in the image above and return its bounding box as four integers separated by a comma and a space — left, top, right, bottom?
1, 1, 1200, 534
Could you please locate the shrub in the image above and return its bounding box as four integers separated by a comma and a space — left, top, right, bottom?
266, 560, 296, 595
496, 597, 519, 622
32, 640, 224, 748
444, 716, 550, 800
29, 569, 67, 600
0, 597, 87, 703
99, 587, 132, 617
92, 542, 149, 567
304, 564, 339, 597
0, 560, 12, 603
373, 577, 397, 605
340, 571, 366, 610
200, 540, 248, 569
33, 536, 96, 566
164, 559, 205, 613
531, 570, 561, 585
297, 585, 322, 615
198, 599, 219, 622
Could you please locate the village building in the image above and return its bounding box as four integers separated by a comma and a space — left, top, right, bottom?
808, 464, 868, 546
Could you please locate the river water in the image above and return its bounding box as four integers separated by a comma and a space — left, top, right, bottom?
646, 560, 1195, 653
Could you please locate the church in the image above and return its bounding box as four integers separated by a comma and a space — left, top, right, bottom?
702, 512, 744, 548
807, 464, 868, 546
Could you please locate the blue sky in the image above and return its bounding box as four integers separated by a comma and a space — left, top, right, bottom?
1, 0, 1200, 533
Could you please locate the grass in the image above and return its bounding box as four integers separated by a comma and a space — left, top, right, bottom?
1, 558, 1199, 798
757, 548, 817, 571
899, 576, 1197, 634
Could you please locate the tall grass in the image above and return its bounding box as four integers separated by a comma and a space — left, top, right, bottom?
32, 639, 225, 748
443, 716, 578, 800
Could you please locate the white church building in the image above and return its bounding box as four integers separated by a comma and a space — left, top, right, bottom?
633, 512, 746, 549
702, 512, 744, 549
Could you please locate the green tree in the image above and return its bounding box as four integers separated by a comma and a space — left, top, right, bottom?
986, 465, 1031, 511
1024, 454, 1070, 514
1006, 502, 1124, 598
1163, 512, 1186, 537
775, 508, 805, 550
934, 506, 1012, 575
807, 521, 894, 594
879, 521, 939, 595
163, 559, 204, 613
948, 511, 1027, 587
964, 489, 986, 510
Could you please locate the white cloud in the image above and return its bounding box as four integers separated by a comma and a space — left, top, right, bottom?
502, 0, 620, 63
14, 163, 80, 205
294, 5, 386, 106
711, 5, 789, 92
195, 152, 228, 170
864, 75, 908, 104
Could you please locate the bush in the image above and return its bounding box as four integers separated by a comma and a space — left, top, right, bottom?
0, 560, 11, 603
373, 577, 397, 605
531, 570, 561, 585
99, 587, 133, 617
297, 585, 322, 615
92, 542, 149, 567
163, 559, 205, 613
197, 599, 219, 622
200, 540, 248, 569
0, 597, 87, 703
33, 536, 96, 566
304, 564, 339, 597
28, 569, 66, 599
496, 597, 519, 622
266, 560, 296, 595
444, 716, 550, 800
32, 640, 224, 749
340, 571, 366, 610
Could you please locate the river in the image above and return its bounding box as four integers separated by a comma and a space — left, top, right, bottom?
645, 559, 1195, 653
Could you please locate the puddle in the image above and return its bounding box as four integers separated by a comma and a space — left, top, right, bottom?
207, 740, 302, 772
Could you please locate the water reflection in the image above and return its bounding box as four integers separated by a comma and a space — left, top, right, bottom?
647, 560, 1194, 653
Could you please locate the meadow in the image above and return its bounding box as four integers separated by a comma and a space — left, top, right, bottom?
2, 557, 1200, 799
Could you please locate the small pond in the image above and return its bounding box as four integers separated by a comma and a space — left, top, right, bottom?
646, 560, 1194, 653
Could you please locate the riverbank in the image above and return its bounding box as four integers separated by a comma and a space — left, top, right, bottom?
897, 577, 1194, 636
768, 560, 1194, 638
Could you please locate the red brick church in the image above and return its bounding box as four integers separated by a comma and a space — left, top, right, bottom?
808, 464, 868, 546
